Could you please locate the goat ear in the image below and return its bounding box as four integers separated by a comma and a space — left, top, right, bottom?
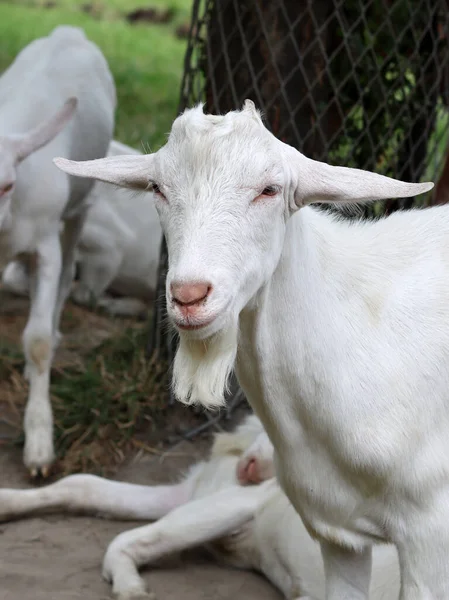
12, 98, 78, 162
53, 154, 153, 190
290, 151, 434, 209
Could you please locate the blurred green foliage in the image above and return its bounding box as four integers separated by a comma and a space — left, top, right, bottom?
0, 0, 192, 149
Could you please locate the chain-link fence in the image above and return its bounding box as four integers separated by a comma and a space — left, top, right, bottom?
148, 0, 449, 434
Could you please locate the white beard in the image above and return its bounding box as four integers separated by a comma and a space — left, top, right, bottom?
172, 324, 238, 409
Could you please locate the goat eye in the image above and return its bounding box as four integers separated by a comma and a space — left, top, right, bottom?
149, 182, 166, 199
253, 185, 280, 202
261, 186, 278, 196
2, 183, 13, 193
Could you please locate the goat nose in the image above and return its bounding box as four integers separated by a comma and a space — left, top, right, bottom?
171, 281, 212, 306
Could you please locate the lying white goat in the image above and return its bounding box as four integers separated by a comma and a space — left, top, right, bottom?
0, 26, 115, 476
55, 101, 446, 599
2, 140, 161, 317
0, 414, 400, 600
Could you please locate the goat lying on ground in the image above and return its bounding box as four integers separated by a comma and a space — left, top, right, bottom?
0, 26, 115, 476
0, 414, 400, 600
56, 101, 444, 599
2, 141, 161, 318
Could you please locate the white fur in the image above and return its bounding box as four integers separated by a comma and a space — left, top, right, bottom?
237, 428, 276, 484
2, 140, 162, 318
0, 26, 116, 474
53, 100, 449, 598
0, 414, 400, 600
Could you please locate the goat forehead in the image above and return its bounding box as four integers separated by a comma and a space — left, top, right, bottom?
158, 132, 279, 191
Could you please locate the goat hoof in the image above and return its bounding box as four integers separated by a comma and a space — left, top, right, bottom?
24, 438, 55, 479
28, 464, 52, 479
27, 462, 53, 479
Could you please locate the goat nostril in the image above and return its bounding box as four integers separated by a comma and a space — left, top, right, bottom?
171, 282, 212, 306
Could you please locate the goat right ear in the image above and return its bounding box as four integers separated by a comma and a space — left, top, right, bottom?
53, 154, 154, 190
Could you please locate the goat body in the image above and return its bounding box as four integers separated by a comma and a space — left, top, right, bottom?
0, 26, 116, 475
55, 101, 449, 599
2, 140, 162, 318
0, 415, 400, 600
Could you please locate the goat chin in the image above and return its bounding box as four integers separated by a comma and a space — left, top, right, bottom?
173, 324, 238, 409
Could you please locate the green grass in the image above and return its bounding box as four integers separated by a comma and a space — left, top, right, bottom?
0, 0, 192, 149
29, 0, 192, 20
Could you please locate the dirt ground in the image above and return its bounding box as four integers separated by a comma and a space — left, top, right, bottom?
0, 435, 281, 600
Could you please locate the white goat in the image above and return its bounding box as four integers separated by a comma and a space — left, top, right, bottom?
55, 100, 449, 599
2, 140, 161, 318
0, 26, 116, 476
0, 414, 401, 600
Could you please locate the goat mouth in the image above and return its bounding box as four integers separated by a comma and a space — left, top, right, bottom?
170, 302, 232, 337
174, 316, 216, 331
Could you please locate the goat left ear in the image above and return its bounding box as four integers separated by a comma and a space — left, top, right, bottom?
53, 154, 154, 190
289, 149, 434, 209
11, 98, 78, 162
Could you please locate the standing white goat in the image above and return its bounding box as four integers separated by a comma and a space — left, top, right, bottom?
2, 140, 161, 318
54, 101, 443, 599
0, 26, 115, 476
0, 414, 401, 600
